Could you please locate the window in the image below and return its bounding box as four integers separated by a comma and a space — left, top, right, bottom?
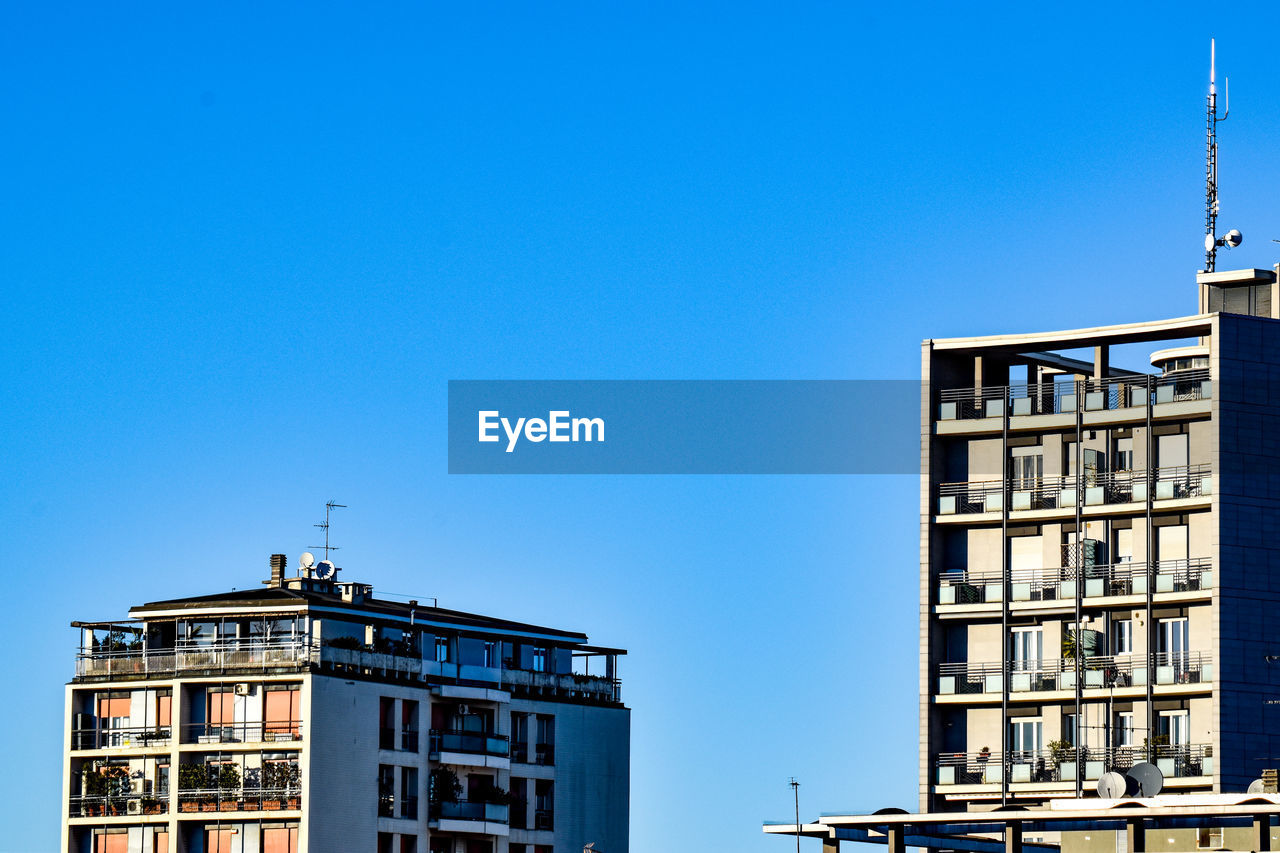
378, 765, 395, 817
1009, 628, 1043, 673
205, 829, 235, 853
510, 777, 528, 829
532, 646, 548, 673
263, 827, 299, 853
1160, 617, 1190, 671
1009, 447, 1044, 489
1114, 438, 1134, 472
157, 763, 170, 797
402, 767, 419, 819
534, 779, 554, 831
1008, 718, 1043, 759
152, 830, 168, 853
1158, 524, 1189, 566
1116, 712, 1135, 748
534, 714, 555, 765
94, 831, 127, 853
434, 636, 451, 663
1158, 433, 1189, 471
207, 688, 235, 731
265, 685, 301, 738
511, 713, 529, 763
1159, 710, 1190, 747
1114, 527, 1134, 564
1063, 713, 1076, 747
401, 837, 418, 853
380, 697, 396, 750
378, 834, 395, 853
1112, 620, 1132, 656
402, 700, 419, 752
483, 641, 498, 668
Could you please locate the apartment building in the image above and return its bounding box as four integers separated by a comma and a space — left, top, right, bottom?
61, 555, 629, 853
920, 266, 1280, 812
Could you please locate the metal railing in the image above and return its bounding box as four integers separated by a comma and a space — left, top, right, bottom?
938, 558, 1213, 605
935, 743, 1212, 785
76, 641, 312, 678
68, 794, 169, 817
939, 465, 1212, 515
937, 653, 1209, 694
71, 726, 172, 750
938, 371, 1212, 421
175, 788, 301, 812
182, 721, 302, 745
429, 729, 510, 757
501, 668, 621, 703
431, 800, 510, 824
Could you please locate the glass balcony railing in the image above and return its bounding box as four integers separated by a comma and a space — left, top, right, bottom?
938, 371, 1212, 421
181, 721, 302, 745
76, 641, 312, 679
431, 800, 509, 824
429, 729, 509, 757
71, 725, 172, 750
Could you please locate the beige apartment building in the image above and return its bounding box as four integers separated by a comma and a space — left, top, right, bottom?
920, 266, 1280, 812
61, 555, 629, 853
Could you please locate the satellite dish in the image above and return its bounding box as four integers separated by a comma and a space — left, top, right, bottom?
299, 552, 316, 570
1225, 228, 1243, 248
1248, 779, 1267, 794
315, 560, 337, 580
1098, 772, 1129, 799
1127, 762, 1164, 797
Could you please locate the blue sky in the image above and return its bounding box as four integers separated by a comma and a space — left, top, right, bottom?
6, 3, 1280, 851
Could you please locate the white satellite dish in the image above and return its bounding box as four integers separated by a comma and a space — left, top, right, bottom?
1098, 771, 1128, 799
1249, 779, 1267, 794
299, 552, 316, 570
315, 560, 337, 580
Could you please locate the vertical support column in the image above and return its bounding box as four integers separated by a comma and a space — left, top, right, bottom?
823, 834, 840, 853
1001, 384, 1011, 807
1145, 375, 1156, 760
1127, 817, 1146, 853
1256, 815, 1272, 852
1094, 346, 1110, 380
887, 825, 906, 853
1074, 377, 1085, 798
1006, 820, 1023, 853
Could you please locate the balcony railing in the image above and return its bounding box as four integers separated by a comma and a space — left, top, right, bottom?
501, 668, 621, 703
937, 653, 1211, 695
68, 794, 169, 818
938, 558, 1214, 605
431, 800, 510, 824
175, 788, 301, 812
938, 465, 1212, 515
938, 371, 1212, 421
935, 743, 1213, 784
71, 725, 172, 750
182, 721, 302, 745
76, 641, 312, 679
429, 729, 510, 758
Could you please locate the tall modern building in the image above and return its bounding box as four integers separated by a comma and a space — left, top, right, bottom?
920, 266, 1280, 812
61, 555, 629, 853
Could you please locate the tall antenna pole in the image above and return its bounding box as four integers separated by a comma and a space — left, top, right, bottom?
789, 777, 801, 853
310, 500, 347, 561
1205, 38, 1232, 272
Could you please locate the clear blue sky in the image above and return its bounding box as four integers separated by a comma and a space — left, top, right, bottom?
5, 3, 1280, 851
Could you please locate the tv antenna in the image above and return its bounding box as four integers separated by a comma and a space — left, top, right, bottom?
1204, 38, 1242, 272
788, 778, 800, 853
309, 500, 347, 563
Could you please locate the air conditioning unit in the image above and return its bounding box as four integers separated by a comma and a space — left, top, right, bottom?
234, 683, 253, 696
126, 800, 143, 815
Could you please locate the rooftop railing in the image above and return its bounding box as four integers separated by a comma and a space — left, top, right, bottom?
502, 668, 621, 703
76, 641, 312, 679
938, 370, 1213, 422
938, 465, 1212, 515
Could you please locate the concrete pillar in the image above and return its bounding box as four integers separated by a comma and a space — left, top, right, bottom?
1127, 818, 1145, 853
1094, 346, 1109, 380
1255, 816, 1271, 852
1005, 821, 1022, 853
822, 836, 840, 853
887, 825, 906, 853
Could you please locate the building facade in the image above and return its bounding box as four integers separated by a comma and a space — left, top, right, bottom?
61, 556, 629, 853
920, 266, 1280, 812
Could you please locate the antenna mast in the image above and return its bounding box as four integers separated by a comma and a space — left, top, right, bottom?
1204, 38, 1238, 271
310, 500, 347, 561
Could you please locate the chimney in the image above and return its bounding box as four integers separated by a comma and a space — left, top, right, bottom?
267, 554, 287, 588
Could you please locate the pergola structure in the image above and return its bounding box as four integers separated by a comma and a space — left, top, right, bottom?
764, 795, 1280, 853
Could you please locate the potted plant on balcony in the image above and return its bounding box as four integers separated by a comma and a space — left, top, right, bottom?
177, 763, 209, 812
1048, 739, 1074, 781
428, 767, 462, 819
216, 763, 241, 811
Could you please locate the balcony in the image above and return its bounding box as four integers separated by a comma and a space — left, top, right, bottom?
431, 800, 510, 824
182, 721, 302, 745
429, 729, 510, 758
68, 793, 169, 818
937, 653, 1211, 696
935, 744, 1213, 785
938, 465, 1212, 516
175, 788, 301, 813
76, 641, 312, 680
71, 725, 172, 750
501, 668, 620, 703
938, 558, 1214, 606
937, 371, 1212, 422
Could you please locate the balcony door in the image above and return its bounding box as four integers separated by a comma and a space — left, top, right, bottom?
1009, 718, 1043, 762
1009, 447, 1043, 491
1158, 709, 1190, 748
1009, 627, 1043, 676
1160, 617, 1190, 673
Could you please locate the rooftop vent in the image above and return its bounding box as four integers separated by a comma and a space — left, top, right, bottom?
267, 554, 287, 588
